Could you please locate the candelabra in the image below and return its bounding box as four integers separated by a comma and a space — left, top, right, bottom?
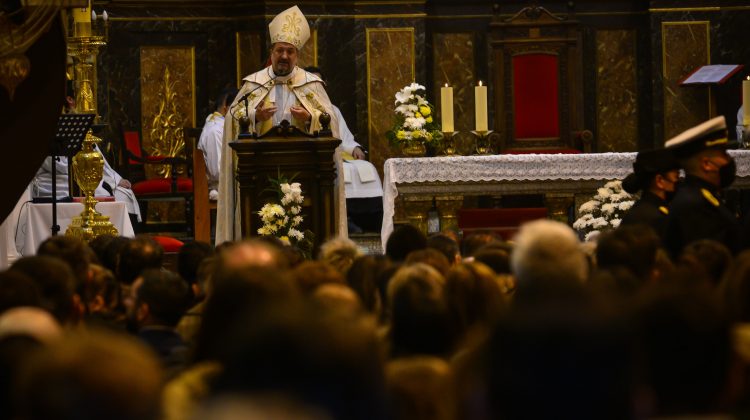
65, 8, 117, 240
441, 131, 458, 156
471, 130, 494, 155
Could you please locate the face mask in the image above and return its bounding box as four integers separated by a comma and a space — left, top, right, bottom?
718, 158, 737, 188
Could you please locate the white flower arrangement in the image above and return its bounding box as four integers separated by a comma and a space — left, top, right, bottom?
386, 83, 442, 148
572, 180, 635, 242
257, 180, 305, 244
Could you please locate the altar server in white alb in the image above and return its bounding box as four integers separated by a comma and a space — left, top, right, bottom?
217, 5, 347, 244
198, 88, 236, 201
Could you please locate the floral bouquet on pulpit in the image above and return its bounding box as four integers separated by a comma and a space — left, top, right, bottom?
257, 175, 314, 256
572, 180, 635, 242
386, 83, 443, 156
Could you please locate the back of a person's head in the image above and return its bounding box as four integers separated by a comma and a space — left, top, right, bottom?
37, 235, 93, 292
472, 243, 512, 275
212, 303, 387, 420
15, 330, 163, 420
84, 263, 119, 314
292, 261, 345, 295
596, 225, 660, 282
0, 334, 43, 420
426, 234, 460, 264
136, 269, 189, 327
311, 283, 363, 318
0, 270, 41, 315
347, 255, 392, 315
318, 237, 362, 275
9, 256, 76, 324
679, 239, 732, 288
117, 236, 164, 285
386, 225, 427, 262
634, 283, 732, 416
177, 241, 214, 287
386, 356, 456, 420
100, 236, 130, 274
487, 290, 631, 419
193, 266, 299, 363
511, 219, 588, 285
462, 231, 502, 257
405, 248, 451, 276
88, 234, 117, 266
720, 250, 750, 322
0, 306, 62, 344
216, 239, 287, 273
444, 262, 505, 337
388, 264, 454, 358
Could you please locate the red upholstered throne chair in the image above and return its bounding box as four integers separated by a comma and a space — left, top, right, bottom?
491, 4, 593, 153
122, 131, 194, 240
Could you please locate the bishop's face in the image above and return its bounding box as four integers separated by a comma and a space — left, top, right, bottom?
271, 42, 298, 76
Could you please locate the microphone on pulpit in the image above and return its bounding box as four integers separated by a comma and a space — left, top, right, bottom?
236, 76, 277, 104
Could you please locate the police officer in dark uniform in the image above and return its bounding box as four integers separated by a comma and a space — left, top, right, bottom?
664, 116, 741, 257
620, 148, 680, 240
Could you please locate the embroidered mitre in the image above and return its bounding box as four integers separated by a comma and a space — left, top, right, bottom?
269, 5, 310, 50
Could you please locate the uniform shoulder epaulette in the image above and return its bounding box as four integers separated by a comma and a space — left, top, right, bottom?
701, 188, 720, 207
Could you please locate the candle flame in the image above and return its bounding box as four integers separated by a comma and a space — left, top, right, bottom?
479, 80, 483, 86
445, 83, 449, 87
747, 76, 749, 81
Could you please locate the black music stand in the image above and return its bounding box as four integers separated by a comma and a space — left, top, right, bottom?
48, 113, 95, 236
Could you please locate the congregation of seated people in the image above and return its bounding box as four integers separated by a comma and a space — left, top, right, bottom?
4, 216, 750, 420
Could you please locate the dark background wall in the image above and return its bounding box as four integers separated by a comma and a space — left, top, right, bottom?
95, 0, 750, 171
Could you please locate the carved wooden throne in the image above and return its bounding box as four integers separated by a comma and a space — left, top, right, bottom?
491, 4, 591, 152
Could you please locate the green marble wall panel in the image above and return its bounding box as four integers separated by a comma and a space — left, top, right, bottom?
596, 29, 638, 152
662, 21, 710, 141
366, 28, 415, 179
433, 32, 476, 154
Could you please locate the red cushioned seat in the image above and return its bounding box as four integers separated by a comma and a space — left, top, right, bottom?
152, 235, 184, 253
458, 208, 548, 241
132, 178, 193, 195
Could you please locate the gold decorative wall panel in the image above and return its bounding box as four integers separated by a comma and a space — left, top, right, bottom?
236, 31, 264, 87
367, 28, 415, 179
596, 29, 638, 152
139, 46, 195, 224
297, 29, 318, 69
662, 21, 710, 141
433, 32, 475, 154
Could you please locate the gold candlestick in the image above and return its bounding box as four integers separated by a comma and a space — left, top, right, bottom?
471, 130, 494, 155
65, 9, 115, 241
67, 11, 107, 121
441, 131, 459, 156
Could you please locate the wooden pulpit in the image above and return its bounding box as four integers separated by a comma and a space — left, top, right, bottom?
229, 120, 341, 249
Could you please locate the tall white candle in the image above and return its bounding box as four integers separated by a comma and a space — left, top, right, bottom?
475, 81, 488, 131
743, 77, 750, 125
441, 84, 454, 132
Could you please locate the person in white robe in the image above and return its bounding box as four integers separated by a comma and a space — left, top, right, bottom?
198, 89, 235, 201
304, 66, 383, 233
216, 5, 346, 244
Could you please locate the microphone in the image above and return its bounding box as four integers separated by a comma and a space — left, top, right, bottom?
236, 76, 277, 104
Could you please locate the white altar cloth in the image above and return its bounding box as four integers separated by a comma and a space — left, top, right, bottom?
19, 201, 135, 257
381, 150, 750, 249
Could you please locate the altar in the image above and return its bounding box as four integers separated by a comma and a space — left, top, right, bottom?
381, 150, 750, 246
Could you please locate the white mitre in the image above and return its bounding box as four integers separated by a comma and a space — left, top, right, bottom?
269, 5, 310, 50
